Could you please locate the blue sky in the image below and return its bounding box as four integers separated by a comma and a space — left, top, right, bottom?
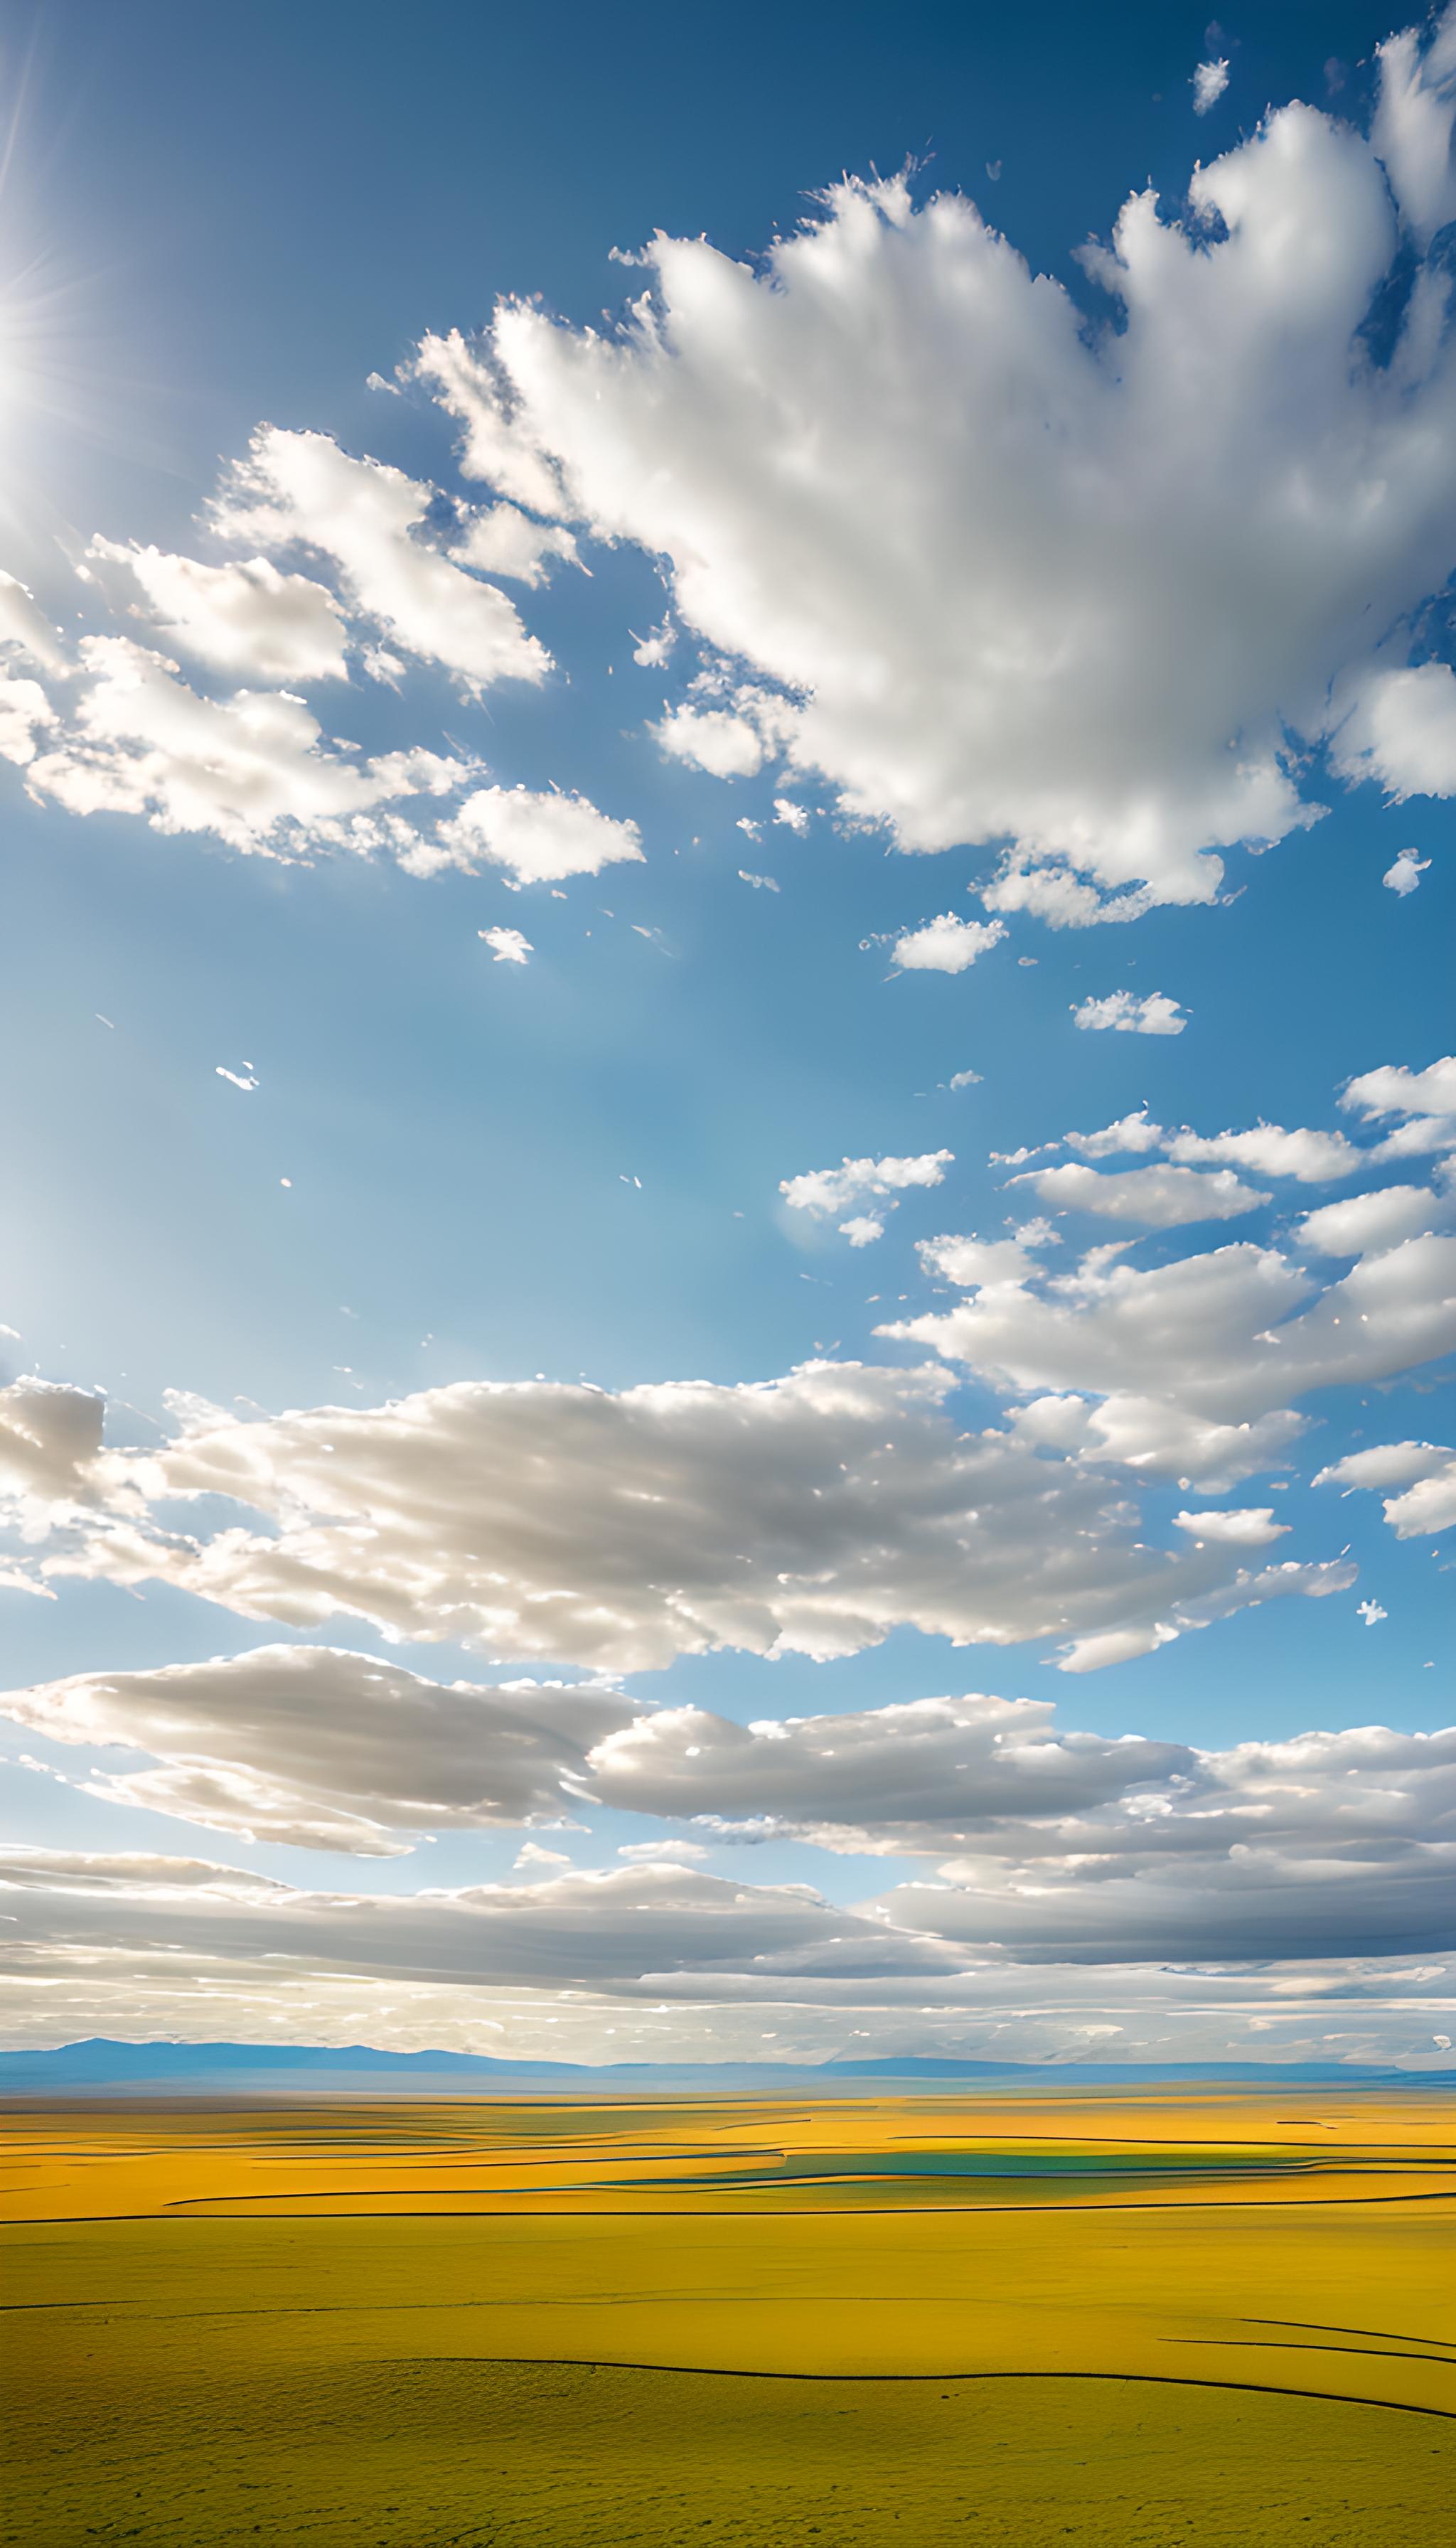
0, 0, 1452, 2067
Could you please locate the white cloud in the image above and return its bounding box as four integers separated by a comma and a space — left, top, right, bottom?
948, 1068, 983, 1091
1334, 662, 1456, 797
0, 1379, 105, 1514
780, 1149, 952, 1216
12, 1360, 1351, 1674
1011, 1162, 1268, 1227
837, 1214, 885, 1247
417, 63, 1456, 914
1192, 58, 1231, 115
423, 783, 643, 883
1371, 9, 1456, 245
884, 1221, 1456, 1487
0, 1644, 636, 1856
1356, 1597, 1388, 1626
880, 1720, 1456, 1961
631, 620, 674, 668
587, 1690, 1189, 1850
86, 539, 348, 681
4, 1713, 1452, 2006
1172, 1507, 1290, 1546
773, 798, 809, 832
1072, 991, 1187, 1035
1064, 1110, 1164, 1159
1340, 1054, 1456, 1162
0, 1845, 949, 1997
1296, 1182, 1445, 1255
1383, 847, 1431, 895
0, 670, 58, 766
738, 869, 779, 890
653, 700, 764, 778
1317, 1438, 1456, 1538
213, 427, 551, 693
1164, 1120, 1360, 1180
891, 914, 1006, 973
479, 925, 532, 964
24, 636, 469, 858
452, 503, 581, 586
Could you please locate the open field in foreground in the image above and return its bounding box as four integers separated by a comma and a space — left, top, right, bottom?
2, 2092, 1452, 2546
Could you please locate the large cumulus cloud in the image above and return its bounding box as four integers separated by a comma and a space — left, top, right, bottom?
7, 1361, 1351, 1672
0, 1644, 636, 1855
419, 18, 1456, 912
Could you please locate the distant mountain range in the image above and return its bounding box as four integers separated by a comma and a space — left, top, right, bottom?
2, 2038, 1451, 2096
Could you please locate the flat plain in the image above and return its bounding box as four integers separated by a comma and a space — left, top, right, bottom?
2, 2092, 1452, 2546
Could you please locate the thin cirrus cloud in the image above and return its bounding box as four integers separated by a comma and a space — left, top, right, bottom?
408, 18, 1456, 919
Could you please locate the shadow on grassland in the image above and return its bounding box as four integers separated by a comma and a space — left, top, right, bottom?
4, 2355, 1452, 2548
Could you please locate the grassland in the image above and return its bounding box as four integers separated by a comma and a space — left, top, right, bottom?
2, 2092, 1452, 2544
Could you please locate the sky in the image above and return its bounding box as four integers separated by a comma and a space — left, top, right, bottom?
0, 0, 1452, 2072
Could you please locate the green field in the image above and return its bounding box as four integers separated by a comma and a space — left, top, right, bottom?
3, 2094, 1452, 2545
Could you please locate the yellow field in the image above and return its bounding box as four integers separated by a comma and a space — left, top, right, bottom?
2, 2093, 1452, 2545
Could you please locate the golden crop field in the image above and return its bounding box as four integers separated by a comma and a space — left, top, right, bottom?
2, 2092, 1452, 2546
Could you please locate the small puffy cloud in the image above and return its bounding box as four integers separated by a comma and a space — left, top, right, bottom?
1164, 1120, 1360, 1180
213, 427, 550, 693
215, 1065, 259, 1092
948, 1068, 983, 1091
1317, 1438, 1456, 1538
892, 914, 1005, 973
615, 1838, 707, 1863
1065, 1110, 1165, 1160
1011, 1162, 1268, 1227
780, 1149, 952, 1217
86, 539, 348, 681
838, 1214, 885, 1247
1296, 1183, 1445, 1255
1356, 1597, 1388, 1626
654, 700, 764, 778
631, 620, 674, 668
427, 783, 643, 884
1172, 1507, 1290, 1546
0, 1644, 636, 1856
738, 869, 779, 890
1332, 662, 1456, 798
1383, 847, 1431, 895
514, 1841, 573, 1870
1072, 990, 1187, 1035
1340, 1054, 1456, 1161
25, 636, 469, 858
453, 503, 581, 587
479, 925, 532, 964
1193, 58, 1231, 114
773, 798, 809, 832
